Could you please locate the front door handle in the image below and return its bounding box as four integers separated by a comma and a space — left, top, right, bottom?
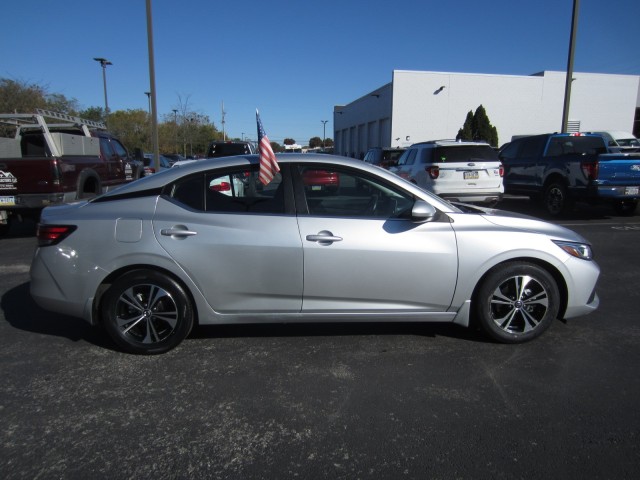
306, 230, 343, 245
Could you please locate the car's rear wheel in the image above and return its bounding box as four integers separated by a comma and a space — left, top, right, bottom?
475, 262, 560, 343
543, 182, 572, 216
613, 199, 638, 216
101, 269, 194, 354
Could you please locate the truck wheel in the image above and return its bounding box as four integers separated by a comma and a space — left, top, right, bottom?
77, 171, 101, 199
100, 269, 194, 354
475, 261, 560, 343
543, 182, 572, 216
613, 199, 638, 216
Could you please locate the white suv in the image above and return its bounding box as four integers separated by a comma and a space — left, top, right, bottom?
391, 140, 504, 204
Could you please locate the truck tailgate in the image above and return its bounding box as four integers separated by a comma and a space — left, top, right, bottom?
597, 154, 640, 185
0, 158, 61, 195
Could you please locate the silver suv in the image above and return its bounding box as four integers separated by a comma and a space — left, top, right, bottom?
391, 140, 504, 204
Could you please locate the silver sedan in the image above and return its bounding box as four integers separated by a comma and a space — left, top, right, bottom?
30, 154, 600, 354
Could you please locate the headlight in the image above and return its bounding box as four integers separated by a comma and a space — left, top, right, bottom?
553, 240, 593, 260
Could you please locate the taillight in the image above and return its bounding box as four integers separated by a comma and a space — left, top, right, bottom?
426, 165, 440, 179
581, 161, 598, 181
211, 181, 231, 192
499, 165, 504, 177
36, 224, 77, 247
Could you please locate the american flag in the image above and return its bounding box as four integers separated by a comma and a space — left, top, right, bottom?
256, 110, 280, 185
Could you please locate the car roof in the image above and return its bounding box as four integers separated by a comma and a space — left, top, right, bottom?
99, 154, 369, 194
95, 153, 455, 210
410, 140, 491, 147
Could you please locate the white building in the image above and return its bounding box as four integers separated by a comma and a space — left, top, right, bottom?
333, 70, 640, 158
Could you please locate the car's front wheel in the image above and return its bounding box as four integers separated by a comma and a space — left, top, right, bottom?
475, 262, 560, 343
101, 269, 194, 354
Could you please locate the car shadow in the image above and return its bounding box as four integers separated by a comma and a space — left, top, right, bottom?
3, 283, 487, 349
497, 195, 621, 221
192, 320, 487, 344
1, 282, 116, 351
3, 218, 38, 238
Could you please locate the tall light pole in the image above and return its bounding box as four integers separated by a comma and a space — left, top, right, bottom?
561, 0, 580, 133
93, 57, 112, 116
321, 120, 328, 150
145, 0, 160, 172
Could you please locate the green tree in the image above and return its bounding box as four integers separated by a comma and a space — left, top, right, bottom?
308, 136, 323, 148
271, 141, 284, 153
456, 111, 474, 141
456, 105, 498, 146
283, 138, 296, 145
105, 109, 150, 152
79, 106, 106, 123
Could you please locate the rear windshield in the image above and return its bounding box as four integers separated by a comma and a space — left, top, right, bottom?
433, 145, 499, 163
208, 143, 252, 157
545, 136, 607, 157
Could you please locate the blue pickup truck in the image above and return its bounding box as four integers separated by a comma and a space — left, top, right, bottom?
499, 133, 640, 216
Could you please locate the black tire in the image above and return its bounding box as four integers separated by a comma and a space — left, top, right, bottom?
543, 181, 572, 216
613, 199, 638, 216
475, 262, 560, 343
101, 269, 194, 354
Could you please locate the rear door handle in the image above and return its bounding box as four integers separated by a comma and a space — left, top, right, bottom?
161, 227, 198, 238
306, 230, 343, 245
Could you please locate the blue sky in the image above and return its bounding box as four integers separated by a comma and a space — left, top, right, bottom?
2, 0, 639, 144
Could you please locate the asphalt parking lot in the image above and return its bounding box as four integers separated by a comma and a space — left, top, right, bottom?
1, 198, 640, 479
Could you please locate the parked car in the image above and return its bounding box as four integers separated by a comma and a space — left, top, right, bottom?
30, 153, 599, 354
391, 140, 504, 204
206, 141, 256, 158
142, 153, 173, 174
163, 153, 186, 165
363, 147, 407, 169
498, 133, 640, 215
590, 131, 640, 153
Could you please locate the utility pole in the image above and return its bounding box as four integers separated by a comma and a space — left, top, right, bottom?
172, 109, 179, 154
221, 101, 226, 141
561, 0, 580, 133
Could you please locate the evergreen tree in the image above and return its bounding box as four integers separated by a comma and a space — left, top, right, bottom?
456, 105, 499, 146
457, 111, 474, 141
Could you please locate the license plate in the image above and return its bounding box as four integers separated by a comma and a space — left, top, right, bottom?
0, 196, 15, 206
625, 187, 639, 195
463, 171, 479, 180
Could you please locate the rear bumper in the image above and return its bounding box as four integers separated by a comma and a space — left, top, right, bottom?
440, 192, 504, 204
572, 185, 640, 201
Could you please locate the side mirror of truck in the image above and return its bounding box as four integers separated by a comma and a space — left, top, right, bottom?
133, 148, 144, 161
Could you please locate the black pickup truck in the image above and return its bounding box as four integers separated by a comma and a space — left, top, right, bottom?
499, 133, 640, 215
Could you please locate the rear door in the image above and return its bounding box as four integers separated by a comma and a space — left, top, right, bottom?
154, 166, 304, 313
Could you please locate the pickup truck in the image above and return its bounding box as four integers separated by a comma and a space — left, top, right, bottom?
0, 110, 143, 235
499, 133, 640, 216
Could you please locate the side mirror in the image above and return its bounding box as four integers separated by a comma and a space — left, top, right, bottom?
411, 200, 437, 223
134, 147, 144, 161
